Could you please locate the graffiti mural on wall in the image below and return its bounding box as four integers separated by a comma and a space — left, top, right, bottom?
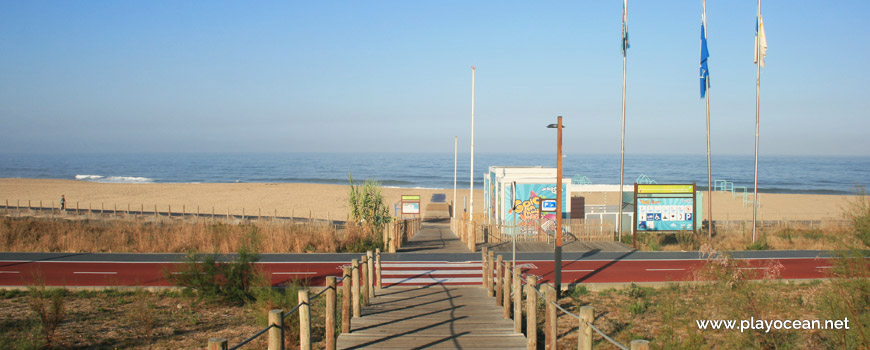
507, 184, 565, 236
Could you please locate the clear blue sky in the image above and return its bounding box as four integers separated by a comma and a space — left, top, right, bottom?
2, 1, 868, 156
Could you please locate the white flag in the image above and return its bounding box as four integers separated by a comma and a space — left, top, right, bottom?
754, 14, 768, 67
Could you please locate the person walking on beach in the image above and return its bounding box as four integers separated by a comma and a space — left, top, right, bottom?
60, 195, 66, 211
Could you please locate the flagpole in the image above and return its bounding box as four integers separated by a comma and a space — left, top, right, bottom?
752, 0, 761, 243
618, 0, 628, 243
469, 66, 475, 251
453, 136, 458, 220
705, 76, 713, 242
704, 0, 713, 242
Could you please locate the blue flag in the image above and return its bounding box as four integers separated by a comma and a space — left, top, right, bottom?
622, 0, 629, 56
700, 13, 710, 98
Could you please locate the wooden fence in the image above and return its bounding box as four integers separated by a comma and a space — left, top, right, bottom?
209, 249, 382, 350
479, 247, 650, 349
451, 214, 615, 251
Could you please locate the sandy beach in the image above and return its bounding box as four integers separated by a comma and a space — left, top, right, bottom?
0, 178, 858, 222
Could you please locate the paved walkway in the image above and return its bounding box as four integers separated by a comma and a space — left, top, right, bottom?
336, 285, 526, 349
399, 223, 470, 254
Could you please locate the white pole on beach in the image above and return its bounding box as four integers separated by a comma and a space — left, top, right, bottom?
704, 0, 713, 242
752, 0, 763, 243
618, 0, 628, 243
453, 136, 458, 220
469, 66, 475, 251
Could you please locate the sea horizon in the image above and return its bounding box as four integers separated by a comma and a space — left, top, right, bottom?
1, 152, 868, 195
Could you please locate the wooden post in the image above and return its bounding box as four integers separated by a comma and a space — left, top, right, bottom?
481, 247, 488, 288
361, 256, 369, 306
182, 205, 186, 220
326, 276, 336, 350
496, 255, 504, 306
113, 203, 116, 216
526, 275, 538, 350
366, 250, 374, 299
545, 285, 557, 350
208, 338, 228, 350
342, 267, 351, 333
631, 340, 650, 350
488, 250, 495, 297
268, 309, 284, 350
352, 259, 360, 318
168, 205, 171, 218
503, 261, 512, 319
298, 290, 311, 350
76, 201, 79, 215
154, 204, 157, 217
579, 306, 593, 350
227, 207, 230, 220
259, 208, 261, 222
375, 248, 382, 289
242, 207, 245, 221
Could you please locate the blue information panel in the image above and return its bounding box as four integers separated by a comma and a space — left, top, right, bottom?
636, 197, 694, 231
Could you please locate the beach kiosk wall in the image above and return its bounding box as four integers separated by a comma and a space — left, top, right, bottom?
483, 166, 571, 228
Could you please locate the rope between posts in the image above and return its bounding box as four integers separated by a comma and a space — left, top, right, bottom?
588, 322, 630, 350
513, 273, 632, 350
229, 325, 275, 350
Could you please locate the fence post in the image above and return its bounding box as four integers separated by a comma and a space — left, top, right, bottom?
579, 305, 593, 350
342, 267, 352, 333
366, 250, 374, 299
299, 290, 311, 350
326, 276, 336, 350
503, 261, 512, 319
513, 266, 522, 333
268, 309, 284, 350
352, 259, 360, 318
496, 255, 504, 305
481, 247, 488, 288
631, 340, 650, 350
208, 338, 228, 350
375, 248, 382, 289
526, 275, 538, 350
360, 256, 369, 306
488, 250, 495, 297
545, 285, 557, 350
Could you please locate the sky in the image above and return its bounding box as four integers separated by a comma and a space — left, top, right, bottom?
1, 1, 869, 156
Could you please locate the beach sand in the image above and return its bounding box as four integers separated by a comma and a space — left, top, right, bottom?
0, 179, 857, 222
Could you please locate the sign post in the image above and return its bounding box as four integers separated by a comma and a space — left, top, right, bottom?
401, 195, 420, 218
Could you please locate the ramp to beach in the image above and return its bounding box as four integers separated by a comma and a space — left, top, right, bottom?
335, 285, 526, 349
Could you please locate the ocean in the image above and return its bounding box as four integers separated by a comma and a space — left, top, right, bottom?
1, 153, 867, 195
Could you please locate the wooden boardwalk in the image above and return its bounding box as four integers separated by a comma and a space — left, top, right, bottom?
336, 285, 526, 349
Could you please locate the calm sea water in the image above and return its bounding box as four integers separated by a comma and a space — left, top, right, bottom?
1, 153, 867, 195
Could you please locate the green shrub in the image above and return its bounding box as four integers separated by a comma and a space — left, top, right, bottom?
27, 286, 66, 349
348, 173, 391, 249
166, 245, 263, 304
565, 284, 589, 300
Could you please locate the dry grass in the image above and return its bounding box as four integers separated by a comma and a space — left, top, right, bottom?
0, 216, 376, 254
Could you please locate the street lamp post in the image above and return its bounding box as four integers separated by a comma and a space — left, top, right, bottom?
547, 116, 564, 297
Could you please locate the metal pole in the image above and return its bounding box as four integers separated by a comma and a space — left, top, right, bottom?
618, 0, 628, 243
512, 181, 517, 266
555, 116, 563, 297
705, 0, 713, 242
469, 66, 475, 249
752, 0, 762, 243
453, 136, 458, 219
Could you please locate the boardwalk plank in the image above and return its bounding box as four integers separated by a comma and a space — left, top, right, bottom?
336, 285, 525, 349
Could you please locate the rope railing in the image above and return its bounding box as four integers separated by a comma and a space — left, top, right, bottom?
209, 249, 382, 350
485, 252, 650, 350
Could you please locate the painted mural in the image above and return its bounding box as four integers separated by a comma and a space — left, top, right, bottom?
506, 183, 566, 236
